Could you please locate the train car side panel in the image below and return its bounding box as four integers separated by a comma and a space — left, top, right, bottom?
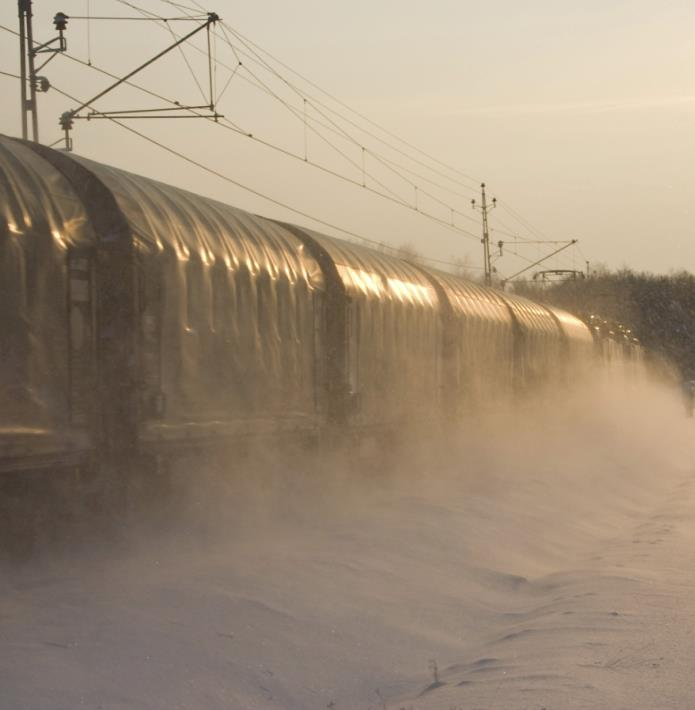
65, 158, 325, 447
293, 231, 442, 433
0, 137, 97, 473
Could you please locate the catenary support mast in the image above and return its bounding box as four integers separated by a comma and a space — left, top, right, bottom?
17, 0, 30, 140
472, 182, 497, 287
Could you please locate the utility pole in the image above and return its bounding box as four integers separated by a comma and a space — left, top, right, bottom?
24, 0, 40, 142
471, 183, 496, 287
17, 1, 69, 143
16, 7, 217, 151
17, 0, 32, 140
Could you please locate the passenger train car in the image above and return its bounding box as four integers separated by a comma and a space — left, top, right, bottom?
0, 134, 597, 488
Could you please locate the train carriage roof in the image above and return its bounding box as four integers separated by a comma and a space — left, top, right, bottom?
545, 305, 595, 345
420, 268, 513, 327
0, 136, 94, 248
498, 291, 562, 338
66, 153, 324, 289
1, 134, 593, 347
293, 228, 439, 308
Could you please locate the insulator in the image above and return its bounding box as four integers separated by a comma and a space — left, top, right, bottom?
54, 12, 69, 32
35, 76, 50, 93
59, 111, 74, 131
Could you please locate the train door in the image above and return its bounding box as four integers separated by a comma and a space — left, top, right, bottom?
136, 249, 164, 422
345, 296, 361, 421
312, 289, 325, 418
67, 249, 96, 433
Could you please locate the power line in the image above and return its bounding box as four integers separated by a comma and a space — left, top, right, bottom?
496, 199, 550, 242
213, 25, 584, 265
53, 37, 474, 240
168, 7, 588, 271
219, 21, 482, 189
43, 78, 482, 272
136, 0, 564, 248
160, 0, 206, 13
218, 22, 483, 205
104, 4, 526, 246
0, 20, 243, 125
106, 5, 486, 234
9, 13, 484, 243
163, 19, 208, 103
211, 20, 563, 246
139, 4, 483, 197
2, 5, 576, 276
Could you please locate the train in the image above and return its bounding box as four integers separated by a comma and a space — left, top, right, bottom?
1, 133, 615, 504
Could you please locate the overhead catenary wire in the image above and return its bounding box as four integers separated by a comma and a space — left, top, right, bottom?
140, 0, 565, 248
2, 3, 579, 274
38, 34, 477, 240
37, 10, 483, 242
103, 4, 502, 238
214, 58, 241, 103
216, 22, 484, 211
0, 22, 245, 131
163, 19, 208, 103
496, 199, 550, 242
215, 20, 573, 256
0, 49, 536, 278
113, 8, 489, 235
218, 18, 482, 188
160, 0, 207, 14
158, 4, 586, 271
41, 78, 483, 272
158, 9, 443, 208
211, 19, 565, 244
25, 26, 478, 240
135, 2, 484, 199
85, 0, 92, 65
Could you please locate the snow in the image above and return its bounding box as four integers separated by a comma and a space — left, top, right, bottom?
2, 374, 695, 709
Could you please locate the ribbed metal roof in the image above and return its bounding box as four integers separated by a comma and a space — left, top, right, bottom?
297, 229, 439, 308
545, 305, 595, 344
69, 154, 324, 290
0, 137, 93, 248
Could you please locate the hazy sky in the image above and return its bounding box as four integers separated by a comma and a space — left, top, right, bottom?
2, 1, 694, 277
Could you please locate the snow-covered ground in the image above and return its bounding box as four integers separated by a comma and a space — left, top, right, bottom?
2, 376, 695, 710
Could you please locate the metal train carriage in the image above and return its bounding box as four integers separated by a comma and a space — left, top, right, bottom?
0, 134, 597, 486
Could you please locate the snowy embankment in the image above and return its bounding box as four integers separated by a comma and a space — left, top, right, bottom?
2, 376, 695, 710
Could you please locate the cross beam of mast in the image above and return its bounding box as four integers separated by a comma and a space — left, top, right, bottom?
501, 239, 578, 286
58, 12, 220, 150
67, 14, 218, 119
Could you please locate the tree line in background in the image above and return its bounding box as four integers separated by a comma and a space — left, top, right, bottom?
513, 270, 695, 380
